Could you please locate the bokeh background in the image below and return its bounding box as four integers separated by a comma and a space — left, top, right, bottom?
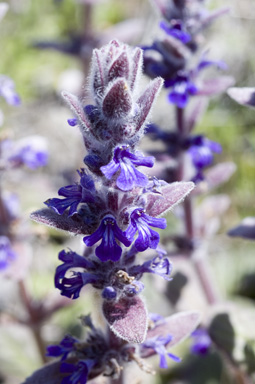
1, 0, 255, 383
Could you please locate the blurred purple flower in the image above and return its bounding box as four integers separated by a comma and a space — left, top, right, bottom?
0, 236, 16, 270
190, 328, 211, 355
142, 334, 181, 368
7, 136, 48, 169
0, 75, 20, 106
188, 135, 221, 181
165, 73, 198, 108
160, 20, 191, 44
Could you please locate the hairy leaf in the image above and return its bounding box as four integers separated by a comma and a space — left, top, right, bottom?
30, 208, 94, 235
146, 182, 194, 217
103, 296, 148, 343
108, 52, 129, 83
227, 87, 255, 108
130, 48, 143, 91
141, 311, 201, 358
22, 361, 66, 384
102, 78, 132, 119
194, 162, 236, 195
198, 76, 235, 96
135, 77, 163, 133
186, 97, 209, 133
62, 91, 92, 132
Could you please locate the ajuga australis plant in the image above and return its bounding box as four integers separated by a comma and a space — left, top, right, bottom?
26, 40, 200, 384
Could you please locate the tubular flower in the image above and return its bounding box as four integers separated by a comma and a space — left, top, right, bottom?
100, 145, 154, 191
83, 216, 132, 262
125, 208, 167, 252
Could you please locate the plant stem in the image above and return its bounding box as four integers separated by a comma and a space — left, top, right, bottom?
18, 280, 47, 364
175, 105, 220, 305
193, 250, 220, 305
110, 371, 124, 384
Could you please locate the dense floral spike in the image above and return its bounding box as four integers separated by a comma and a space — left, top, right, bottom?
28, 38, 200, 382
126, 208, 167, 252
83, 216, 131, 262
61, 40, 163, 161
24, 312, 201, 384
100, 145, 154, 191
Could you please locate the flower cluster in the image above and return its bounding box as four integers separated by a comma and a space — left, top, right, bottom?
143, 1, 229, 108
30, 40, 196, 383
146, 125, 221, 182
0, 136, 48, 170
45, 314, 187, 383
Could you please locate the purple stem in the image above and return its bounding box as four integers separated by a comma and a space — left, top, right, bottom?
175, 106, 219, 305
18, 280, 47, 364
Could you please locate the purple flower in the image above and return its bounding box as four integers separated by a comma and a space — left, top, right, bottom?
130, 255, 172, 280
159, 20, 191, 43
60, 360, 94, 384
0, 75, 20, 106
142, 334, 181, 368
188, 135, 222, 181
164, 57, 227, 108
2, 192, 20, 222
125, 208, 167, 252
7, 136, 48, 169
83, 215, 131, 262
47, 335, 78, 360
45, 170, 95, 216
67, 118, 78, 127
58, 271, 99, 299
55, 250, 98, 298
100, 145, 154, 191
191, 328, 211, 355
165, 74, 198, 109
0, 236, 16, 270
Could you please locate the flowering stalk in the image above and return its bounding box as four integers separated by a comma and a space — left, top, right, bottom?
28, 39, 200, 383
143, 0, 231, 306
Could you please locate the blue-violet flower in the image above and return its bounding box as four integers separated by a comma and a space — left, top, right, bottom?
83, 215, 131, 262
126, 208, 167, 252
100, 145, 154, 191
